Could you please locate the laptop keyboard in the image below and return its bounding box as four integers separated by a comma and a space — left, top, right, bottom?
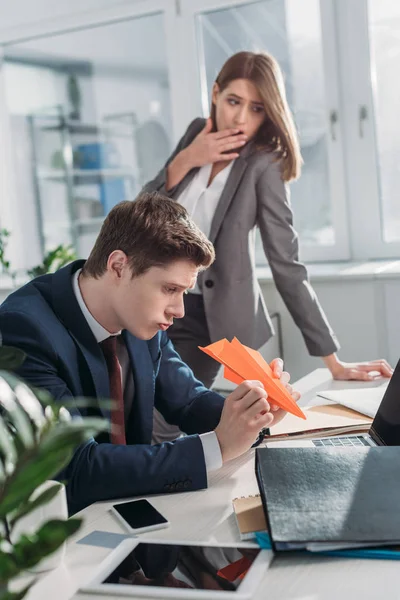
312, 435, 371, 447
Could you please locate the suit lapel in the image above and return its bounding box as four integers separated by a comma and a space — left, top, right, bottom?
208, 143, 253, 244
51, 261, 111, 420
123, 331, 155, 444
170, 168, 198, 200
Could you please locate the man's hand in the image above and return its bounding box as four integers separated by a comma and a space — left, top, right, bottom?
268, 358, 301, 428
214, 359, 301, 463
215, 380, 273, 463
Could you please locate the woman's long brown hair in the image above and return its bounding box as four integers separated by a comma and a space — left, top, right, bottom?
210, 51, 302, 182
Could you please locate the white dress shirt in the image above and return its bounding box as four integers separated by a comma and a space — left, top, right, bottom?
177, 161, 234, 293
72, 269, 222, 472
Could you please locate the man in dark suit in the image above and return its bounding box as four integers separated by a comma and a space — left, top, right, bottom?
0, 192, 297, 514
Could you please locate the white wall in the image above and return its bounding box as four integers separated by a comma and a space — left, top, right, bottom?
260, 271, 400, 382
1, 6, 173, 267
0, 0, 146, 43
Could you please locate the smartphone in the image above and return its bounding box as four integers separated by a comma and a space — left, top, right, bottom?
111, 499, 169, 534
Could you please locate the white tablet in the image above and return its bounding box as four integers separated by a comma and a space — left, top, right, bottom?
80, 538, 272, 599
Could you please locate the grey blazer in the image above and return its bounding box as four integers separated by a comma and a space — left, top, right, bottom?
142, 118, 339, 356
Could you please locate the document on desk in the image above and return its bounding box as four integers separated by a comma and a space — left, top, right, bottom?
255, 446, 400, 552
316, 381, 389, 418
265, 402, 372, 441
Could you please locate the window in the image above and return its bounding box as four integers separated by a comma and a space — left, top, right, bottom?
368, 0, 400, 244
1, 0, 400, 270
193, 0, 349, 262
3, 11, 173, 264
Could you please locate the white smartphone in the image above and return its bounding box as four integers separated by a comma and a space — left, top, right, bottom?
111, 499, 169, 534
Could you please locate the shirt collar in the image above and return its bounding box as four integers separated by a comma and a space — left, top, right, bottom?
72, 269, 121, 343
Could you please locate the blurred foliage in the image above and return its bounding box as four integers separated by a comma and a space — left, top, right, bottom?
26, 245, 77, 279
0, 345, 107, 598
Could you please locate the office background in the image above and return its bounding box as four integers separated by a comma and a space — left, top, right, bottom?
0, 0, 399, 381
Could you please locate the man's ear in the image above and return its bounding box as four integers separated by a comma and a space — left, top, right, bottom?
107, 250, 128, 279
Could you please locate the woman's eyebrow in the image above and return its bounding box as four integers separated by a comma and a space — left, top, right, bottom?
227, 92, 264, 107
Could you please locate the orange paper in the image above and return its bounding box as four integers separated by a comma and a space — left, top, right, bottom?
199, 337, 305, 419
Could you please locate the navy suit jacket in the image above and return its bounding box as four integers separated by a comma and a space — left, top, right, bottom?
0, 260, 225, 514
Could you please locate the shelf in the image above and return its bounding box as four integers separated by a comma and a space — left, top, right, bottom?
74, 216, 105, 233
35, 120, 135, 138
38, 167, 135, 184
43, 216, 105, 234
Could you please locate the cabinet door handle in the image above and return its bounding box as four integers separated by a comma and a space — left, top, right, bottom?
329, 109, 338, 141
359, 105, 368, 138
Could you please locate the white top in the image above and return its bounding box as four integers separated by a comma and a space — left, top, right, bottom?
177, 161, 234, 293
72, 269, 222, 471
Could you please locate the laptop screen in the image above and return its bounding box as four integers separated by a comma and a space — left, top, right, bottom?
371, 359, 400, 445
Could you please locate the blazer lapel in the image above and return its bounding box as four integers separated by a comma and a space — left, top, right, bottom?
51, 260, 111, 420
170, 168, 198, 201
123, 331, 155, 444
208, 143, 253, 244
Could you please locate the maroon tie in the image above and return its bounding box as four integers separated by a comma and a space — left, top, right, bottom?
100, 336, 126, 445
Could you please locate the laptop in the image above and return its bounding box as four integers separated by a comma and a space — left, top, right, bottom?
266, 358, 400, 449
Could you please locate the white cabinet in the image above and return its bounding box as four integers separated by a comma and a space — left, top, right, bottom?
260, 276, 390, 382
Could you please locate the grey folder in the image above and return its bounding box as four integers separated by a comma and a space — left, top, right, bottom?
255, 446, 400, 551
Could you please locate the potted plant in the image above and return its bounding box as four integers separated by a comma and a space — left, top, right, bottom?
0, 341, 107, 599
26, 245, 77, 279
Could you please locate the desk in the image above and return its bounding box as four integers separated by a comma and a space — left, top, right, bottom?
23, 369, 397, 600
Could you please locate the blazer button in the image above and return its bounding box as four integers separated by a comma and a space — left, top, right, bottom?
205, 279, 214, 289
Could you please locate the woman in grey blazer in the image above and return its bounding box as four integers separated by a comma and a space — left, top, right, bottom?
142, 51, 391, 439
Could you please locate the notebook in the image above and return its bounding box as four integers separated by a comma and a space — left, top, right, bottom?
265, 402, 372, 441
232, 495, 267, 541
233, 494, 400, 560
255, 446, 400, 552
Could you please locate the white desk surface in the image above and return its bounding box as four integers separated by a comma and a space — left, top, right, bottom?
21, 369, 396, 600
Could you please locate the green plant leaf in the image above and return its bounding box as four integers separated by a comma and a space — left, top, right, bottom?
0, 348, 26, 372
9, 483, 62, 528
0, 582, 33, 600
0, 374, 36, 449
0, 549, 19, 582
0, 417, 106, 517
0, 449, 73, 519
12, 519, 81, 570
27, 244, 76, 279
35, 517, 81, 549
0, 418, 17, 477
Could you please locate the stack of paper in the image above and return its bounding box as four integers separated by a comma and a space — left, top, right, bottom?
266, 403, 372, 441
316, 383, 389, 418
199, 337, 305, 419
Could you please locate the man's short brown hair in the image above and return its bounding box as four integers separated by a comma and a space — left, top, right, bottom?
82, 192, 215, 278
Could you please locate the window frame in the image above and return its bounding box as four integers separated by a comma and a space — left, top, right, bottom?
0, 0, 399, 271
335, 0, 400, 260
180, 0, 351, 262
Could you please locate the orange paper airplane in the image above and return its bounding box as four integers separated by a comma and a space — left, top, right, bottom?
199, 337, 305, 419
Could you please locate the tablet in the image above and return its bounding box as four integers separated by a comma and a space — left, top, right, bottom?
80, 538, 272, 599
